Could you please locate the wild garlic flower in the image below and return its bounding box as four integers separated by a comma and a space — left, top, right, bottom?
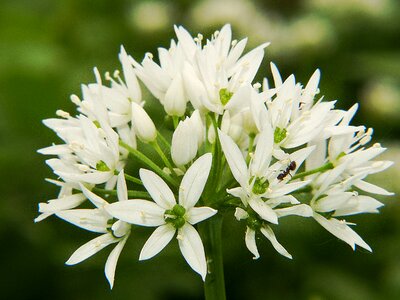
37, 24, 393, 289
56, 171, 131, 288
105, 154, 216, 280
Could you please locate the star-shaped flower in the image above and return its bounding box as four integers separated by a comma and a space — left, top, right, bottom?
105, 153, 217, 280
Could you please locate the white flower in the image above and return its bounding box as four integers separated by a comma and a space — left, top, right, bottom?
180, 24, 269, 114
219, 128, 314, 224
39, 113, 121, 187
252, 63, 359, 151
234, 207, 293, 260
171, 110, 204, 166
132, 40, 188, 116
131, 102, 157, 143
105, 153, 217, 280
55, 171, 131, 288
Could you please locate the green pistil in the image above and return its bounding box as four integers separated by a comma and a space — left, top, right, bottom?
96, 160, 110, 171
274, 127, 287, 144
219, 88, 233, 106
246, 214, 263, 231
337, 152, 346, 159
165, 204, 186, 229
93, 120, 101, 128
250, 176, 269, 195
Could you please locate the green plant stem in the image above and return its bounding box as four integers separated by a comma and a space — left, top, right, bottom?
157, 130, 171, 149
119, 140, 179, 187
199, 213, 226, 300
151, 140, 176, 175
172, 116, 179, 129
92, 187, 150, 199
246, 133, 255, 164
291, 162, 334, 180
124, 173, 142, 185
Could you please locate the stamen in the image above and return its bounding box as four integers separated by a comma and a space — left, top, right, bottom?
56, 110, 70, 118
253, 82, 261, 89
78, 164, 90, 172
70, 95, 81, 105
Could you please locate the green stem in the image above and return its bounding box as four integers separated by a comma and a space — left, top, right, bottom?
92, 187, 151, 199
157, 130, 171, 149
172, 116, 179, 129
291, 162, 334, 180
119, 140, 179, 187
124, 173, 142, 185
246, 133, 255, 164
199, 214, 226, 300
151, 140, 176, 175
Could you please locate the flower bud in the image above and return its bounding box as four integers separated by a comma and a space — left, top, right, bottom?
163, 73, 187, 117
171, 117, 197, 166
131, 102, 156, 143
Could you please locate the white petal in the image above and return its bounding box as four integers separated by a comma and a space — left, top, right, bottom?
268, 180, 310, 199
354, 180, 394, 196
186, 207, 218, 225
38, 193, 86, 213
248, 197, 278, 224
260, 226, 292, 259
245, 227, 260, 259
140, 169, 176, 209
251, 125, 274, 176
105, 234, 129, 289
66, 233, 117, 265
131, 102, 156, 143
79, 184, 109, 208
179, 153, 212, 209
333, 195, 384, 216
313, 213, 372, 252
105, 200, 165, 227
270, 62, 283, 87
139, 224, 175, 260
56, 209, 109, 233
275, 204, 313, 218
177, 223, 207, 281
117, 170, 128, 202
218, 129, 248, 187
171, 117, 198, 166
313, 192, 354, 213
234, 207, 249, 220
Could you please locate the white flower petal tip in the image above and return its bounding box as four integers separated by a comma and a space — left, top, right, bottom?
186, 207, 218, 225
177, 224, 207, 281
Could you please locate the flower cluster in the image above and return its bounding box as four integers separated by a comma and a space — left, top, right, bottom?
37, 24, 393, 288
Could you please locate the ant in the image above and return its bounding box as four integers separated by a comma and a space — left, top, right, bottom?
277, 160, 296, 181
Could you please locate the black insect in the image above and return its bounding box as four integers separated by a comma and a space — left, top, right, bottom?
277, 161, 296, 181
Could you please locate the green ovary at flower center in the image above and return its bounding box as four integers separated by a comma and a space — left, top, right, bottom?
246, 214, 263, 231
96, 160, 110, 171
274, 127, 287, 144
219, 88, 233, 106
165, 204, 186, 229
251, 177, 269, 195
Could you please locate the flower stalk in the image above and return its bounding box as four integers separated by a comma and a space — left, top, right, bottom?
199, 213, 226, 300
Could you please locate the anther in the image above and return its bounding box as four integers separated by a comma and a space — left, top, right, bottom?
253, 82, 261, 89
70, 95, 81, 105
56, 110, 70, 118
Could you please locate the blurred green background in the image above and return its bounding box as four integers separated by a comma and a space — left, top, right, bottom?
0, 0, 399, 299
